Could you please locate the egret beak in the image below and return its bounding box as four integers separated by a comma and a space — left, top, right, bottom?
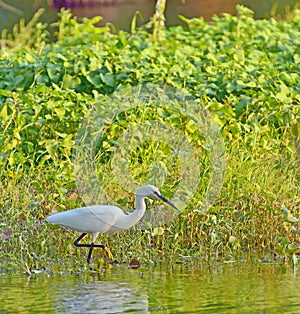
156, 193, 179, 211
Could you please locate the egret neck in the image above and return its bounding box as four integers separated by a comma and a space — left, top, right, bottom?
124, 194, 147, 229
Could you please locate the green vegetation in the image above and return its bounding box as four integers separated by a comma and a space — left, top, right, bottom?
0, 5, 299, 273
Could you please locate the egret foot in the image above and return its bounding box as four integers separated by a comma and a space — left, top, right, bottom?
102, 246, 114, 260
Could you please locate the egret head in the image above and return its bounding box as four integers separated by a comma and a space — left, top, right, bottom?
136, 185, 178, 210
136, 185, 160, 197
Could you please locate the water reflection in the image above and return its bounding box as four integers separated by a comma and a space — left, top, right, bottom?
1, 263, 300, 313
146, 264, 300, 313
0, 271, 149, 313
55, 280, 149, 313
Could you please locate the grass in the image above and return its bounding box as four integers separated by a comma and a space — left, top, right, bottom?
1, 140, 298, 273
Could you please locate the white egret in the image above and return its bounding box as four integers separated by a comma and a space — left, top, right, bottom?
46, 185, 178, 263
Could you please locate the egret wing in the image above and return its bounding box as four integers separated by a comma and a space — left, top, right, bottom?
46, 205, 120, 234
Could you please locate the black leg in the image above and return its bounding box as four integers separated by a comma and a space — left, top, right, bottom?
87, 243, 94, 263
73, 233, 106, 263
74, 233, 88, 247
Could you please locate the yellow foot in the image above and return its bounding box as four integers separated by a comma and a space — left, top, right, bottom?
102, 247, 114, 260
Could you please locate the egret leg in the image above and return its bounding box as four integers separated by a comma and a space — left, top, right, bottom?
74, 233, 88, 247
87, 243, 94, 263
73, 233, 106, 263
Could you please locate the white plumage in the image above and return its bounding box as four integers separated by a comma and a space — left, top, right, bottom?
46, 185, 177, 262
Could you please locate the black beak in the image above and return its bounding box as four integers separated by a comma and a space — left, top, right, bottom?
155, 192, 179, 211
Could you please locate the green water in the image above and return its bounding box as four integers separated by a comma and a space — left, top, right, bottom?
1, 263, 300, 313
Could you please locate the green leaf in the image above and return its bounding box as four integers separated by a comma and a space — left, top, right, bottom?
45, 141, 58, 158
54, 107, 66, 120
62, 74, 81, 89
0, 104, 9, 123
152, 227, 164, 236
100, 73, 115, 87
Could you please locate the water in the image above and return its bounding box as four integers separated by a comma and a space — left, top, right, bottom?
0, 0, 299, 33
1, 263, 300, 313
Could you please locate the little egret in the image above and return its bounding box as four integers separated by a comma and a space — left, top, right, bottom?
46, 185, 178, 263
